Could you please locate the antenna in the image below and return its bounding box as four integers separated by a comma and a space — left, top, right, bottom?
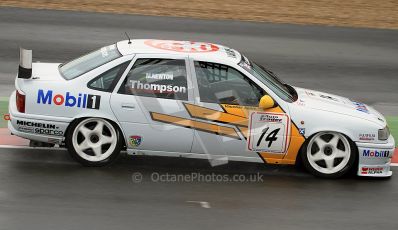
125, 32, 132, 44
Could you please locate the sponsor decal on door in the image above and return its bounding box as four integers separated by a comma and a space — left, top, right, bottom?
150, 103, 304, 164
37, 89, 101, 110
247, 112, 290, 153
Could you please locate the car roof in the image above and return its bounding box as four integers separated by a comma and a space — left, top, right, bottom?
116, 39, 242, 64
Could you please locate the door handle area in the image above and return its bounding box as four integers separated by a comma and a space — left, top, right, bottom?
121, 103, 135, 109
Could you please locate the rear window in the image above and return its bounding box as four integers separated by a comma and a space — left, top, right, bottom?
59, 44, 121, 80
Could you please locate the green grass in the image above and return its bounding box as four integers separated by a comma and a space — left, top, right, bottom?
0, 100, 8, 128
387, 116, 398, 146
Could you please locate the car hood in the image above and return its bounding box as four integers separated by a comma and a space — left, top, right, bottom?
31, 63, 64, 81
293, 87, 386, 126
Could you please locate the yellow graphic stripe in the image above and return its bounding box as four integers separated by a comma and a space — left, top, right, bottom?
224, 105, 306, 165
150, 112, 241, 140
220, 104, 284, 119
184, 103, 248, 127
218, 104, 306, 165
259, 119, 305, 164
221, 104, 258, 118
237, 126, 248, 139
219, 104, 306, 164
281, 123, 306, 164
151, 103, 306, 165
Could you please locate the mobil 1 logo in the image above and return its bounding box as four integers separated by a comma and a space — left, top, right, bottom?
37, 89, 101, 110
86, 94, 101, 110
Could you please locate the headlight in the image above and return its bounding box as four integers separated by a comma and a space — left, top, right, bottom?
378, 126, 390, 141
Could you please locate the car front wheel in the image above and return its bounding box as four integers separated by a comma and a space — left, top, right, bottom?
66, 118, 122, 166
301, 131, 357, 178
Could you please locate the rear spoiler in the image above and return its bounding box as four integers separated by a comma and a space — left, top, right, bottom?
18, 47, 32, 79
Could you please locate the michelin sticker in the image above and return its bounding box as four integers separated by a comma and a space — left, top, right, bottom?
247, 112, 290, 153
16, 120, 64, 136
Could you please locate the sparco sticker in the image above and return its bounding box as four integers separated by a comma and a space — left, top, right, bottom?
16, 120, 64, 136
144, 40, 219, 53
247, 112, 290, 153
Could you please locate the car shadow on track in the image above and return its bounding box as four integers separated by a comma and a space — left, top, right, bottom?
1, 147, 394, 183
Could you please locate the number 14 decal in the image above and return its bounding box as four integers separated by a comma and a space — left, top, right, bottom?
256, 127, 280, 148
247, 112, 290, 153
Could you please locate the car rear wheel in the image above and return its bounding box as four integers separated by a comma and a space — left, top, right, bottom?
301, 131, 357, 178
66, 118, 122, 166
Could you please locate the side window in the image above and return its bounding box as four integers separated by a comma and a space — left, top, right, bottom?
88, 61, 130, 92
194, 61, 265, 106
119, 58, 188, 100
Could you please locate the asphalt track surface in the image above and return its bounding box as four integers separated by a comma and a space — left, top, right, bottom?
0, 7, 398, 230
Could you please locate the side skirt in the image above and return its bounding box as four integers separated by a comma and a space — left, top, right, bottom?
126, 149, 264, 163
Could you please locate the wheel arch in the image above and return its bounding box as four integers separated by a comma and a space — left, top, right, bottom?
295, 129, 359, 164
64, 115, 127, 149
305, 126, 357, 145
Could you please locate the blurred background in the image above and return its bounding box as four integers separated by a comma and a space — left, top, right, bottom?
0, 1, 398, 230
1, 0, 398, 29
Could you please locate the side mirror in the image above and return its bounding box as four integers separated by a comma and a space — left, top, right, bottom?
259, 95, 276, 109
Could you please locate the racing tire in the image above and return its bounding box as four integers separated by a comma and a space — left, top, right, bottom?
300, 131, 357, 179
66, 118, 123, 166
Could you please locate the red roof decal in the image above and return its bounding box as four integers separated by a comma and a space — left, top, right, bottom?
144, 40, 219, 53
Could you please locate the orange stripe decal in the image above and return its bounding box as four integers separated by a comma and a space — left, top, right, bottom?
150, 112, 241, 140
184, 103, 248, 127
237, 126, 248, 139
150, 103, 306, 165
221, 104, 257, 118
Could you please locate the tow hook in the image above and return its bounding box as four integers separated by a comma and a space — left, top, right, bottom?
3, 114, 10, 121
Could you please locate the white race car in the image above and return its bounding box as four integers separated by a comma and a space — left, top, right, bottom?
8, 39, 395, 178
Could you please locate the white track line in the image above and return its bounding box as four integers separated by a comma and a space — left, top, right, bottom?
0, 145, 65, 150
186, 201, 211, 208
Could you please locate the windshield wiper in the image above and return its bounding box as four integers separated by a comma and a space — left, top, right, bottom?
258, 64, 297, 101
284, 84, 298, 101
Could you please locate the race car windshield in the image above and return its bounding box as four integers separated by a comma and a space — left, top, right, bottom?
239, 55, 296, 102
59, 44, 121, 80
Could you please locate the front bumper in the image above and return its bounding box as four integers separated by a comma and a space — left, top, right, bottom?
356, 135, 395, 177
